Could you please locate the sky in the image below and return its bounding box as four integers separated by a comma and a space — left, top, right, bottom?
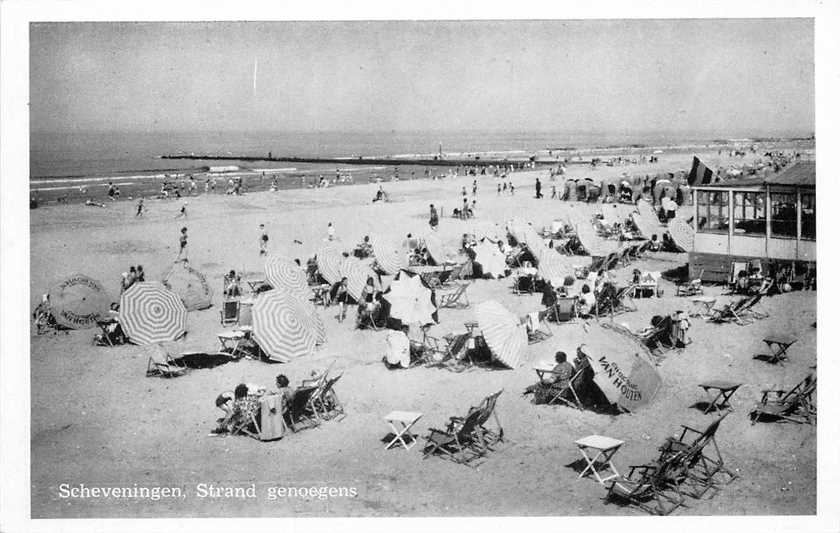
29, 19, 814, 135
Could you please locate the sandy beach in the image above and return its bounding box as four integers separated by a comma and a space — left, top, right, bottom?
29, 147, 817, 518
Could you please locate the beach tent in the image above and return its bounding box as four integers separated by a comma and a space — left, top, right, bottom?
264, 255, 310, 303
599, 178, 621, 201
47, 274, 111, 329
316, 245, 344, 285
119, 282, 187, 345
339, 257, 381, 302
667, 218, 695, 252
580, 325, 662, 412
475, 300, 528, 369
384, 330, 411, 368
252, 290, 323, 363
371, 234, 409, 275
473, 239, 507, 279
577, 179, 600, 202
384, 269, 437, 326
653, 179, 676, 203
161, 262, 213, 311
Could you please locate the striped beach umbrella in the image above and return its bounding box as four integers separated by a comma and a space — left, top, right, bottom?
264, 255, 310, 302
340, 258, 380, 302
384, 270, 437, 325
371, 234, 408, 275
574, 218, 619, 258
316, 245, 344, 285
420, 232, 451, 265
667, 218, 695, 252
161, 262, 213, 311
471, 221, 505, 243
252, 290, 319, 363
47, 274, 111, 330
632, 199, 665, 241
475, 300, 528, 369
507, 218, 545, 258
537, 248, 576, 285
119, 282, 187, 345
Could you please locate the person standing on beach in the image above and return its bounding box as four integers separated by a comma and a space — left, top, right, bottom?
327, 222, 336, 241
107, 182, 116, 201
176, 227, 189, 262
259, 224, 269, 255
175, 201, 187, 219
135, 197, 144, 217
472, 180, 477, 196
550, 185, 557, 199
461, 186, 467, 198
535, 177, 543, 199
497, 183, 501, 195
429, 204, 439, 231
510, 182, 515, 195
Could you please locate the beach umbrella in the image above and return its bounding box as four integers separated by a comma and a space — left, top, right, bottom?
47, 273, 111, 329
653, 179, 674, 202
632, 199, 665, 241
264, 255, 310, 302
252, 290, 319, 362
574, 218, 618, 257
473, 240, 507, 279
340, 257, 380, 302
119, 282, 187, 345
471, 221, 505, 243
507, 218, 545, 257
384, 270, 437, 325
384, 330, 411, 369
580, 325, 662, 412
371, 234, 409, 275
161, 262, 213, 311
316, 245, 344, 285
667, 218, 695, 252
475, 300, 528, 369
537, 248, 577, 285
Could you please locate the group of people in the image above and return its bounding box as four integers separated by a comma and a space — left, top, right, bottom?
524, 347, 610, 410
119, 265, 146, 294
213, 374, 298, 435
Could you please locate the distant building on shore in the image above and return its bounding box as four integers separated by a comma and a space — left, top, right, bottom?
689, 160, 815, 282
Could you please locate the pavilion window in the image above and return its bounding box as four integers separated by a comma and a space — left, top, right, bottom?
770, 192, 797, 238
732, 191, 765, 236
801, 192, 816, 240
696, 190, 729, 233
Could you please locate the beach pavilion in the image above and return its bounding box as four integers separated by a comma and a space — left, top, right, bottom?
689, 160, 815, 282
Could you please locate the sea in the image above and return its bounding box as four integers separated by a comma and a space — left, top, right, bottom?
29, 129, 812, 204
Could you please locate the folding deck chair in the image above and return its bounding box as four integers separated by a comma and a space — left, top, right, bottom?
676, 270, 704, 297
231, 394, 287, 441
423, 390, 504, 465
219, 299, 240, 326
311, 372, 345, 421
605, 453, 687, 516
286, 385, 322, 431
145, 344, 189, 378
438, 282, 470, 309
533, 367, 584, 409
750, 374, 816, 425
656, 413, 738, 497
707, 295, 761, 326
550, 296, 578, 323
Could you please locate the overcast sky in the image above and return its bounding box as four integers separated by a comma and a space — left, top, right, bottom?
30, 19, 814, 134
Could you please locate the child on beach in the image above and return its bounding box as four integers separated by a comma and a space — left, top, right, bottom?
259, 224, 269, 255
429, 204, 439, 230
327, 222, 336, 241
510, 182, 515, 195
175, 201, 187, 219
497, 183, 501, 195
176, 227, 189, 262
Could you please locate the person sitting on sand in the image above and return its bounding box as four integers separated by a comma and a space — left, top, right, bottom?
354, 235, 373, 258
135, 265, 145, 282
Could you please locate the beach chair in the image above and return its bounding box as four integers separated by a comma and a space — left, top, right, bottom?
750, 374, 816, 425
231, 394, 287, 441
636, 316, 677, 357
656, 413, 737, 496
605, 454, 687, 516
219, 299, 240, 326
438, 282, 470, 309
445, 262, 472, 284
422, 407, 486, 465
741, 293, 769, 321
706, 296, 755, 326
551, 296, 578, 323
728, 261, 749, 292
311, 372, 345, 421
286, 385, 321, 431
533, 367, 584, 409
423, 390, 504, 465
145, 345, 189, 378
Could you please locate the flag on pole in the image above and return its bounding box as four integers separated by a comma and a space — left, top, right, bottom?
688, 156, 713, 185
